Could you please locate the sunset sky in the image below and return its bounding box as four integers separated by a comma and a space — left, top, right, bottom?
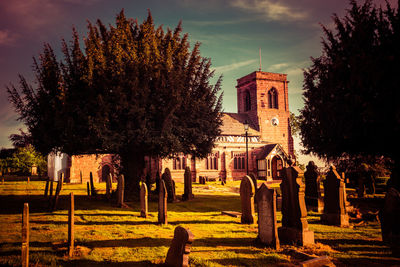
0, 0, 396, 165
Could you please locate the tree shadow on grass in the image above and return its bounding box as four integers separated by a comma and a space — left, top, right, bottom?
60, 259, 159, 266
317, 238, 383, 246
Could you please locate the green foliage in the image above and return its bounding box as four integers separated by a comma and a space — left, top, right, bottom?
300, 0, 400, 161
0, 145, 47, 175
289, 112, 301, 137
7, 10, 223, 193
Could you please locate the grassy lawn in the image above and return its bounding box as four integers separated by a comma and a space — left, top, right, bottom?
0, 179, 399, 266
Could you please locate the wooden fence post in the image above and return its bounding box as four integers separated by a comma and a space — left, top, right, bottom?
22, 203, 29, 267
68, 193, 74, 257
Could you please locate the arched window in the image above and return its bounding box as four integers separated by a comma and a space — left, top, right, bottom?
245, 90, 251, 111
268, 88, 278, 109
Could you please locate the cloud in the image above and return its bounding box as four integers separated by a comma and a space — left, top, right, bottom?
0, 30, 19, 45
213, 59, 257, 73
231, 0, 308, 22
269, 62, 289, 71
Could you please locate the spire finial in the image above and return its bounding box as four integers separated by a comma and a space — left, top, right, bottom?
259, 48, 262, 71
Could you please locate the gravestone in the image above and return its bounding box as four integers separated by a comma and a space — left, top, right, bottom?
53, 174, 64, 211
182, 167, 194, 201
155, 171, 161, 194
278, 166, 314, 246
248, 173, 258, 190
165, 226, 194, 267
117, 175, 125, 207
321, 166, 349, 227
380, 186, 400, 255
255, 183, 279, 249
106, 173, 112, 200
162, 168, 175, 203
140, 182, 148, 218
22, 203, 29, 267
158, 180, 168, 224
68, 193, 74, 257
304, 161, 323, 212
240, 175, 255, 224
89, 172, 96, 196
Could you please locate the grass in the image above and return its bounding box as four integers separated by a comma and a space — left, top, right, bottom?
0, 179, 399, 266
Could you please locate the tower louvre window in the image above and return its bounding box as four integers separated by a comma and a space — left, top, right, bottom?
268, 88, 278, 109
244, 90, 251, 111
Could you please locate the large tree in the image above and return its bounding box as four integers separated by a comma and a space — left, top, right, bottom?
300, 0, 399, 179
7, 11, 223, 195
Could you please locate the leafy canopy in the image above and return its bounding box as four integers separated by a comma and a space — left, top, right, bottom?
300, 0, 400, 161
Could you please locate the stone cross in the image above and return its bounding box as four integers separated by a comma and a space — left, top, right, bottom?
158, 180, 168, 224
68, 192, 74, 257
165, 226, 194, 267
322, 165, 349, 227
53, 173, 64, 211
106, 173, 112, 200
22, 203, 29, 267
117, 175, 125, 207
89, 172, 96, 196
140, 182, 148, 218
304, 161, 323, 212
240, 175, 255, 224
278, 166, 314, 246
182, 167, 194, 201
255, 183, 279, 249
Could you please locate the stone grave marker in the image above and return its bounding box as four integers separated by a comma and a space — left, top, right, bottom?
182, 167, 194, 201
89, 172, 96, 196
22, 203, 29, 267
255, 183, 279, 249
68, 192, 74, 257
165, 226, 194, 267
278, 166, 314, 246
322, 166, 349, 227
117, 175, 125, 207
158, 180, 168, 224
304, 161, 323, 212
240, 175, 255, 224
140, 182, 148, 218
380, 186, 400, 255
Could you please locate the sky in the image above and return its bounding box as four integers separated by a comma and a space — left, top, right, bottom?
0, 0, 396, 166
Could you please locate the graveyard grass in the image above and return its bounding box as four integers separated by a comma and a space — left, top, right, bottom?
0, 179, 399, 266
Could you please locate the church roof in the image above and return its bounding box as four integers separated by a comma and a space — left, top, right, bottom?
256, 143, 288, 160
220, 113, 259, 136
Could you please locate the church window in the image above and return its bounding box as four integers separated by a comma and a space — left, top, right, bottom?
173, 154, 186, 170
233, 152, 246, 170
206, 152, 218, 170
245, 90, 251, 111
268, 88, 278, 109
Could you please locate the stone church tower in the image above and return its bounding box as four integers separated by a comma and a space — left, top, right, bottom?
236, 71, 294, 156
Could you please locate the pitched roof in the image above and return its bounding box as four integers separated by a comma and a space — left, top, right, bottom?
256, 143, 289, 160
220, 113, 259, 136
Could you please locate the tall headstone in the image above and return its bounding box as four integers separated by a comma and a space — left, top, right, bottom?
89, 172, 96, 196
255, 183, 279, 249
182, 167, 194, 201
162, 168, 176, 203
158, 180, 168, 224
278, 166, 314, 246
165, 226, 194, 267
322, 166, 349, 227
68, 193, 74, 257
106, 173, 112, 200
22, 203, 29, 267
140, 182, 148, 218
240, 175, 255, 224
117, 175, 125, 207
304, 161, 323, 212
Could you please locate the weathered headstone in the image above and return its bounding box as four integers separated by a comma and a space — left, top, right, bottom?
44, 177, 50, 197
304, 161, 323, 212
89, 172, 96, 196
22, 203, 29, 267
248, 173, 258, 190
158, 180, 168, 224
155, 171, 161, 194
380, 186, 400, 255
182, 167, 194, 201
68, 192, 74, 257
278, 166, 314, 246
106, 173, 112, 200
117, 175, 125, 207
140, 182, 148, 218
321, 166, 349, 227
165, 226, 194, 267
240, 175, 255, 224
255, 183, 279, 249
53, 174, 64, 211
162, 168, 176, 203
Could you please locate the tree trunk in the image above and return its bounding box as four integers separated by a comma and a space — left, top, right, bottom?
120, 149, 145, 201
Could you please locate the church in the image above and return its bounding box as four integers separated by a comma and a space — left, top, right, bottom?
48, 70, 294, 183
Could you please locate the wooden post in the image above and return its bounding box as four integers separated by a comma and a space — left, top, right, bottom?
53, 173, 64, 211
106, 173, 112, 200
90, 172, 96, 196
80, 171, 83, 184
2, 177, 4, 184
27, 177, 30, 184
68, 193, 74, 257
49, 180, 54, 196
22, 203, 29, 267
44, 177, 50, 197
117, 175, 125, 207
86, 182, 91, 196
